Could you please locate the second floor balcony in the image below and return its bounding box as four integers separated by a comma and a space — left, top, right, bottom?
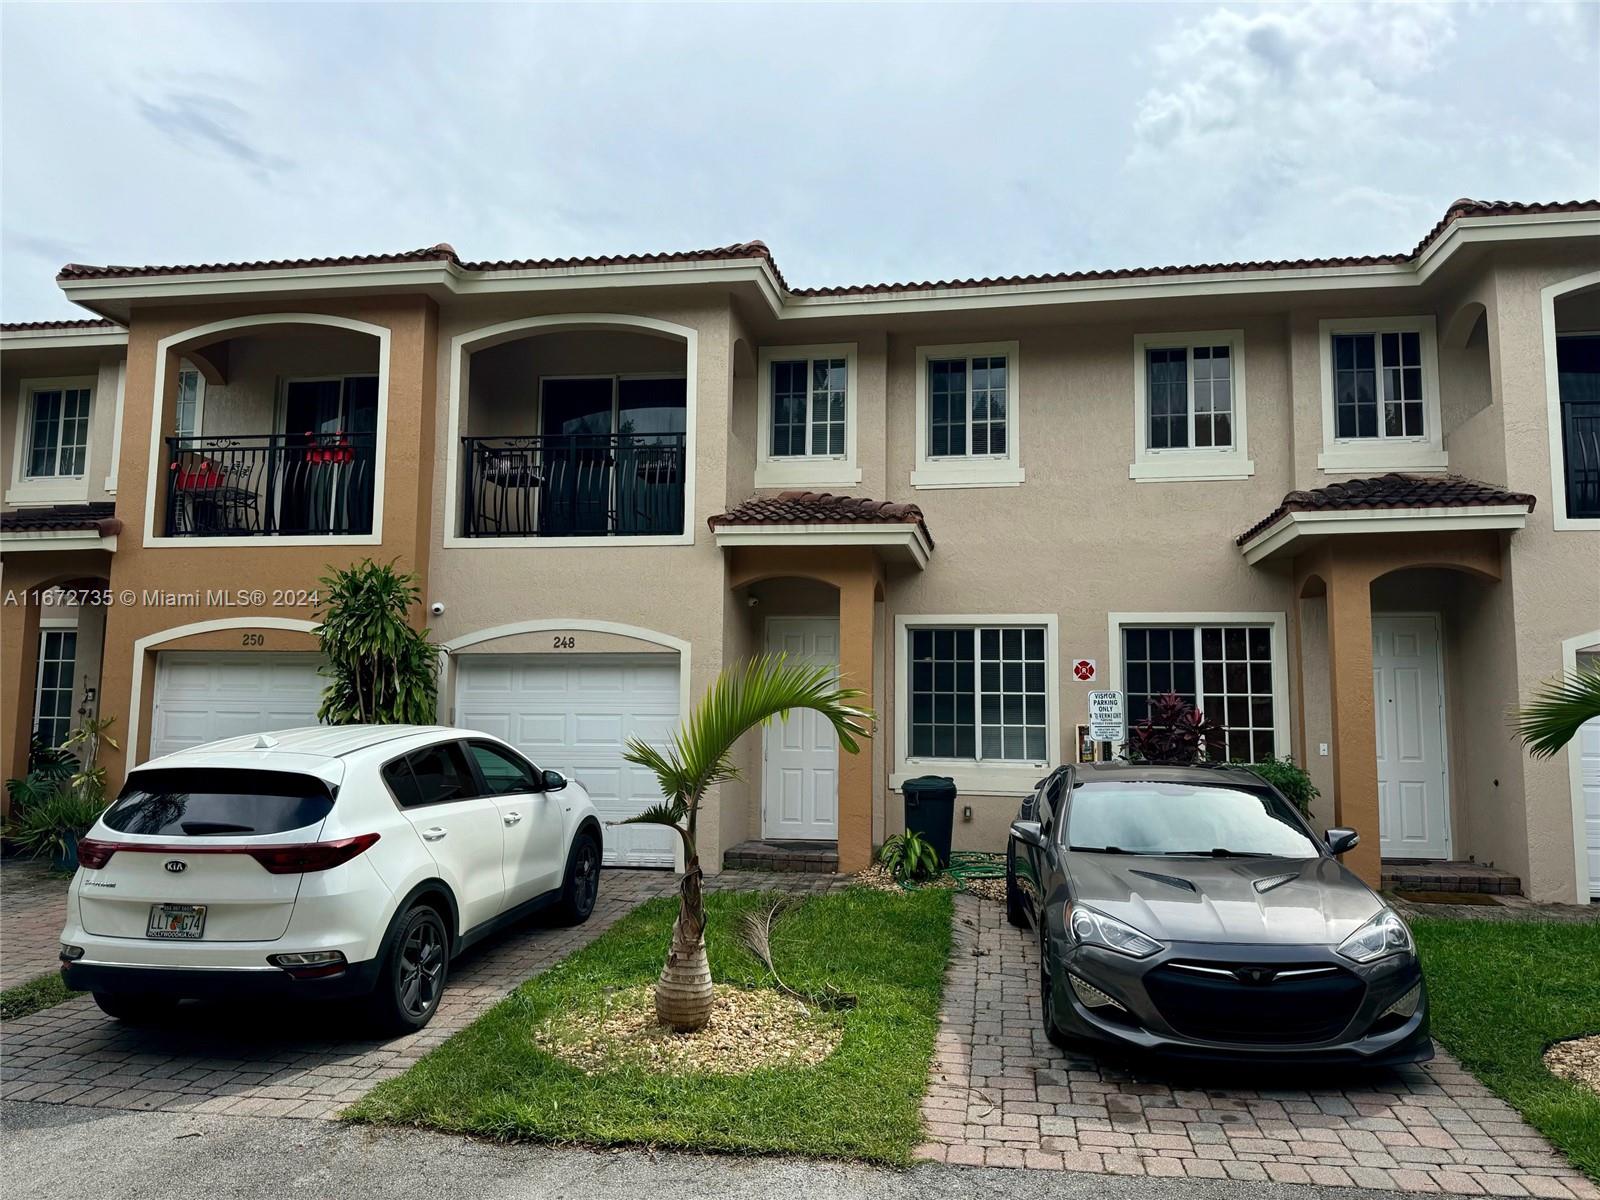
461, 432, 685, 537
163, 432, 376, 537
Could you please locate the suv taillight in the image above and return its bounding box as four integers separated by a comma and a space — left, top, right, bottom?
77, 838, 114, 869
71, 833, 380, 874
247, 834, 381, 874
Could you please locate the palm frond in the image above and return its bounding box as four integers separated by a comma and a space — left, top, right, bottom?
615, 800, 687, 828
1513, 667, 1600, 759
622, 653, 873, 812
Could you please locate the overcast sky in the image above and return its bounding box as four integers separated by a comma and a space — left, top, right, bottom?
2, 1, 1597, 320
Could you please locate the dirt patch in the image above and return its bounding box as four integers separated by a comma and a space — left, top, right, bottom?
533, 984, 842, 1077
1544, 1034, 1600, 1097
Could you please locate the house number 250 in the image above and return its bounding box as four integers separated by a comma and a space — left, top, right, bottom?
241, 632, 265, 647
552, 635, 576, 650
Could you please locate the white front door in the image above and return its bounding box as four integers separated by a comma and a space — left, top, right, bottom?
150, 652, 324, 759
762, 618, 839, 840
1373, 615, 1451, 859
454, 654, 680, 868
1580, 714, 1600, 900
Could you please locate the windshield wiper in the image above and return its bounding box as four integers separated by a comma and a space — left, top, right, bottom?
181, 821, 254, 835
1169, 848, 1275, 858
1068, 844, 1128, 854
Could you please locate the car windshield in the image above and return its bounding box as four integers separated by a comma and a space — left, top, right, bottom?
102, 769, 335, 837
1066, 780, 1321, 859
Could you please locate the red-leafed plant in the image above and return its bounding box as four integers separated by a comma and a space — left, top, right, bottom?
1126, 692, 1225, 766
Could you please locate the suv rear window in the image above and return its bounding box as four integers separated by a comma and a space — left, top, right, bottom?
103, 769, 335, 837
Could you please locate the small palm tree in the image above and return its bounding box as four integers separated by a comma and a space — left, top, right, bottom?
313, 559, 438, 725
619, 654, 872, 1033
1513, 666, 1600, 759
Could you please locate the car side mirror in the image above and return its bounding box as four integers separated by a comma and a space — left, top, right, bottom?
541, 769, 568, 793
1325, 827, 1360, 856
1010, 819, 1044, 849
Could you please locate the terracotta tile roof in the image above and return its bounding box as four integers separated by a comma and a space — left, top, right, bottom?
1, 501, 121, 536
709, 491, 932, 545
47, 198, 1597, 297
1236, 474, 1537, 545
0, 318, 121, 332
55, 241, 789, 287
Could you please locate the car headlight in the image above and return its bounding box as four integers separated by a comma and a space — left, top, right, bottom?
1337, 908, 1415, 963
1066, 903, 1163, 959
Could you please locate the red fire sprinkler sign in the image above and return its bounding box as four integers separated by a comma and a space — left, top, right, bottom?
1072, 658, 1097, 682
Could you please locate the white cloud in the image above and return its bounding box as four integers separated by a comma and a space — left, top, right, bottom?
0, 2, 1594, 318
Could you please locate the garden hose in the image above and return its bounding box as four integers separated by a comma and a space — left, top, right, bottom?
900, 850, 1006, 891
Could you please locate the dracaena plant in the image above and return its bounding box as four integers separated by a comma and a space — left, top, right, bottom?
619, 654, 872, 1033
313, 559, 438, 725
1126, 692, 1225, 766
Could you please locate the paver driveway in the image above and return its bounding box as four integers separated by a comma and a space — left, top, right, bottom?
918, 895, 1597, 1199
0, 861, 840, 1119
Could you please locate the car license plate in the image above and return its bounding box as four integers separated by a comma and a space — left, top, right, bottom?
147, 903, 207, 940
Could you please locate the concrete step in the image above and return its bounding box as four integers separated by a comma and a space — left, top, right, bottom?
722, 839, 839, 874
1382, 859, 1522, 896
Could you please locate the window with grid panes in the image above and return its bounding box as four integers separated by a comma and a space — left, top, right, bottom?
1145, 344, 1233, 450
928, 354, 1008, 458
1121, 624, 1275, 761
26, 386, 91, 477
909, 625, 1047, 762
769, 357, 847, 457
33, 629, 78, 748
1332, 330, 1423, 439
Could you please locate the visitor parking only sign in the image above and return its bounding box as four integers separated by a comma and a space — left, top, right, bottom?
1087, 690, 1126, 743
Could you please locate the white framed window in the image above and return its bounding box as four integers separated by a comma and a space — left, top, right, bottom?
892, 613, 1060, 796
1107, 612, 1289, 764
912, 341, 1025, 488
1318, 316, 1445, 472
755, 343, 860, 488
1130, 331, 1253, 482
33, 624, 79, 749
175, 365, 205, 439
7, 376, 95, 505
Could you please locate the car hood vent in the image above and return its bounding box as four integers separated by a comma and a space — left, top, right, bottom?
1252, 872, 1300, 894
1129, 868, 1196, 893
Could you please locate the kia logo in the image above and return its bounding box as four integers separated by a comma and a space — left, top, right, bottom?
164, 860, 187, 874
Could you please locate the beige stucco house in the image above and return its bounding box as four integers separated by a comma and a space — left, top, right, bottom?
3, 199, 1598, 902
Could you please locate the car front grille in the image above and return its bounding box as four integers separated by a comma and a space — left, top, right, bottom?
1143, 960, 1367, 1044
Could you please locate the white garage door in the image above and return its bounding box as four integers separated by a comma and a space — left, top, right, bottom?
455, 654, 679, 868
150, 653, 325, 760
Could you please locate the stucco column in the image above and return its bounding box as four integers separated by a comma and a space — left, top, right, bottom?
837, 565, 877, 874
1324, 558, 1381, 887
2, 591, 43, 807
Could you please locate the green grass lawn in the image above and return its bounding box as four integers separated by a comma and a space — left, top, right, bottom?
0, 971, 79, 1021
1412, 918, 1600, 1181
348, 886, 954, 1163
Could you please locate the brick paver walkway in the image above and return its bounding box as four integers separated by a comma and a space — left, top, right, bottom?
2, 858, 73, 990
917, 895, 1598, 1198
0, 866, 842, 1119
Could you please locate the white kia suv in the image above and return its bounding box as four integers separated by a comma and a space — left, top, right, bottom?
59, 725, 603, 1032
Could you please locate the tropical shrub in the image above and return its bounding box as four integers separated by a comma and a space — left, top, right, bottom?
1125, 692, 1224, 766
7, 717, 120, 867
314, 559, 438, 724
1240, 755, 1319, 815
620, 654, 872, 1032
879, 830, 940, 883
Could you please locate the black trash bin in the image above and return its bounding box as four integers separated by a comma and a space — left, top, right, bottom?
902, 775, 958, 868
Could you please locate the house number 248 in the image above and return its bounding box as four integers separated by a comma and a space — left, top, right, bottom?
552, 635, 576, 650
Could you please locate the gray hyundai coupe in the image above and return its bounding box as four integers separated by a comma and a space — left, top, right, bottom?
1006, 763, 1430, 1066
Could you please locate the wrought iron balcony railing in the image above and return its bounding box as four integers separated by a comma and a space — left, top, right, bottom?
462, 433, 686, 537
1562, 400, 1600, 520
163, 433, 376, 537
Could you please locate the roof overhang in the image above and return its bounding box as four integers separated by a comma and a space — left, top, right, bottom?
711, 522, 932, 568
0, 527, 119, 553
54, 211, 1600, 326
1239, 504, 1529, 565
0, 326, 127, 351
